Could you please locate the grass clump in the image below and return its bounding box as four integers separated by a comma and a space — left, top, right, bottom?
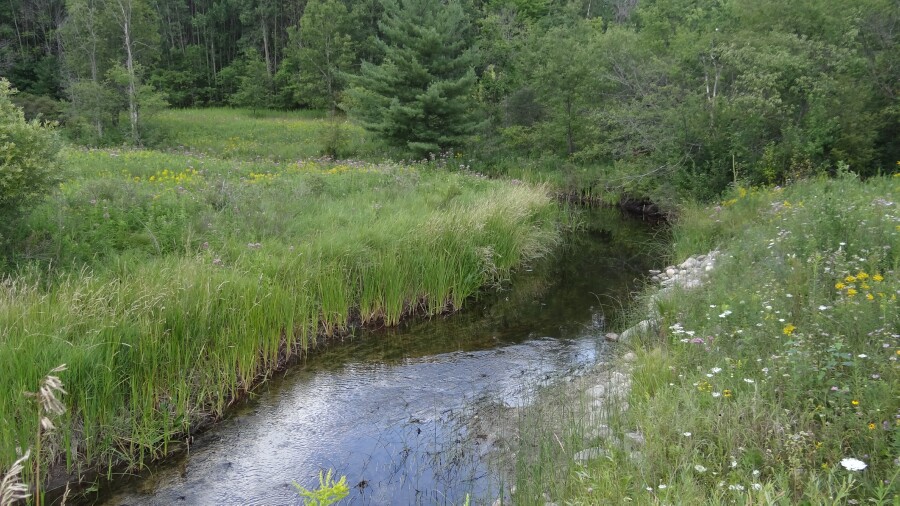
0, 145, 560, 489
515, 174, 899, 504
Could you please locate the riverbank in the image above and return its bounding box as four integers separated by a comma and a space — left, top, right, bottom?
512, 174, 898, 504
0, 147, 561, 499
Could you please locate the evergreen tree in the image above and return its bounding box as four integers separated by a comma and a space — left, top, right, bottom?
345, 0, 479, 156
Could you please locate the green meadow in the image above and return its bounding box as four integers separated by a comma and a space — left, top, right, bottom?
144, 108, 378, 161
0, 112, 560, 483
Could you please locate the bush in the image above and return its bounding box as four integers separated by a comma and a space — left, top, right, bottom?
0, 79, 62, 248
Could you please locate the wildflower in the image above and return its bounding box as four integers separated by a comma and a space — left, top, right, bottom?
684, 432, 692, 437
851, 399, 860, 406
818, 305, 828, 310
728, 484, 745, 491
857, 354, 867, 358
866, 293, 874, 301
835, 282, 845, 290
845, 275, 857, 283
752, 470, 760, 477
872, 274, 884, 282
839, 458, 867, 471
694, 464, 707, 473
744, 378, 755, 384
868, 423, 876, 430
719, 310, 733, 318
712, 392, 721, 398
723, 389, 733, 398
711, 367, 722, 373
658, 484, 667, 490
752, 483, 762, 491
847, 288, 858, 297
782, 324, 796, 336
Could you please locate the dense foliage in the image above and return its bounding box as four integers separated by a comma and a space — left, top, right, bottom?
0, 79, 59, 251
1, 0, 898, 196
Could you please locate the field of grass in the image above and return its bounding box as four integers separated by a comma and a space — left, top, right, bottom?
144, 108, 379, 161
512, 174, 899, 504
0, 135, 560, 490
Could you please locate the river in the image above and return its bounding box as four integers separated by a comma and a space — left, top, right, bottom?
93, 207, 664, 505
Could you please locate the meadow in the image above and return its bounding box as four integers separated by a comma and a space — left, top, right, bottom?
0, 112, 561, 491
512, 174, 899, 504
143, 108, 379, 161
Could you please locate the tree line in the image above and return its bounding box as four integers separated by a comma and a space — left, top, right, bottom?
1, 0, 898, 199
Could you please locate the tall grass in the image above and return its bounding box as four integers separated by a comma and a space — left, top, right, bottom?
0, 147, 560, 488
512, 174, 899, 504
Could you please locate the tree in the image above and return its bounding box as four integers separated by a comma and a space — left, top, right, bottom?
290, 0, 354, 112
0, 79, 60, 248
345, 0, 479, 156
229, 49, 271, 114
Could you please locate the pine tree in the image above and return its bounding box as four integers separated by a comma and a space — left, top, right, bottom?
345, 0, 479, 156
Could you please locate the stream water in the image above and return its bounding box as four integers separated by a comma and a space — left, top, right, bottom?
94, 207, 664, 506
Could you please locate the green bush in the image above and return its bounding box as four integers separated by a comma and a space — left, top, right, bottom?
0, 79, 62, 248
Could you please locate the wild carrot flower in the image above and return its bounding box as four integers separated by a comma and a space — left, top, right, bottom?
839, 458, 867, 471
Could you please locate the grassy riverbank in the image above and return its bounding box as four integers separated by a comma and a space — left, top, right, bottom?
0, 143, 560, 488
515, 174, 899, 504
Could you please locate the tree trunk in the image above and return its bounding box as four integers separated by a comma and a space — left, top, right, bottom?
118, 0, 140, 144
261, 17, 272, 78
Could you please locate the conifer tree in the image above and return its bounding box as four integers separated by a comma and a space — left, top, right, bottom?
345, 0, 479, 156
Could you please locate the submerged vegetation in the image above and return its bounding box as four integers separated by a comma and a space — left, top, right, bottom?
513, 174, 899, 503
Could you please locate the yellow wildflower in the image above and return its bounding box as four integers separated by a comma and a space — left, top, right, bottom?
856, 271, 869, 280
783, 323, 796, 336
861, 283, 870, 290
872, 274, 884, 282
851, 399, 860, 406
835, 282, 845, 290
723, 389, 733, 398
845, 275, 857, 283
847, 288, 858, 297
866, 293, 874, 301
868, 423, 876, 430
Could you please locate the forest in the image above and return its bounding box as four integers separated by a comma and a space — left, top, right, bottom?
2, 0, 898, 203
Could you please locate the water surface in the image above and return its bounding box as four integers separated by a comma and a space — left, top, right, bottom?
96, 207, 664, 505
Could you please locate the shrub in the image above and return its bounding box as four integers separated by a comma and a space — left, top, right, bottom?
0, 79, 62, 249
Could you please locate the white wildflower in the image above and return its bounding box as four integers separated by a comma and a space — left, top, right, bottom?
840, 458, 867, 471
694, 464, 707, 473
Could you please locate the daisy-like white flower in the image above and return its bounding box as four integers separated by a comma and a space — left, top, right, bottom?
694, 464, 707, 473
752, 483, 762, 491
840, 458, 867, 471
711, 367, 722, 373
683, 432, 692, 437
